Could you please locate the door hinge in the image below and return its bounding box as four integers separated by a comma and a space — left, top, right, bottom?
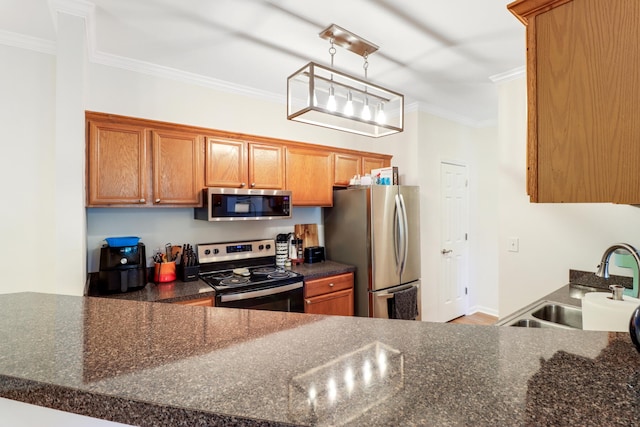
465, 287, 468, 295
465, 179, 468, 187
465, 233, 468, 241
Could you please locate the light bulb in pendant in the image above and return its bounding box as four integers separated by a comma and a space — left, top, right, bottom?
327, 86, 337, 112
375, 103, 386, 124
344, 92, 354, 116
361, 98, 371, 121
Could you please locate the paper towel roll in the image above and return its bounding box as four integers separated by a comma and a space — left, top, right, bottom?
582, 291, 640, 332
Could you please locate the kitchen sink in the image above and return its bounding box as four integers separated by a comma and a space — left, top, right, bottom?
497, 300, 582, 330
531, 303, 583, 329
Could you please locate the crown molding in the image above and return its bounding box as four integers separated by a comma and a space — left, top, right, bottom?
489, 66, 525, 83
90, 50, 286, 104
0, 30, 56, 55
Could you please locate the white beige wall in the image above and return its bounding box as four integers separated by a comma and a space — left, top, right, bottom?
497, 77, 640, 317
0, 45, 57, 294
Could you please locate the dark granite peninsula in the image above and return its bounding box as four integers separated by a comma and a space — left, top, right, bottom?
0, 292, 639, 426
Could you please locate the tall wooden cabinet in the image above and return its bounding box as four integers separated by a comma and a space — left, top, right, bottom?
508, 0, 640, 203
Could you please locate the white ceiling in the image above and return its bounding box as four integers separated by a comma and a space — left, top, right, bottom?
1, 0, 525, 126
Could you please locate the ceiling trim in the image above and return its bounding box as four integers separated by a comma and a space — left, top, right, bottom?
489, 66, 525, 83
91, 50, 286, 104
0, 30, 56, 55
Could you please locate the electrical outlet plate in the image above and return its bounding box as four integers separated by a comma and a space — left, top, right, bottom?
508, 237, 519, 252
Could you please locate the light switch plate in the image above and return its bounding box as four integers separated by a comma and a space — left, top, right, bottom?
508, 237, 519, 252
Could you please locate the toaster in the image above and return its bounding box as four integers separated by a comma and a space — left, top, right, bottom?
304, 246, 325, 264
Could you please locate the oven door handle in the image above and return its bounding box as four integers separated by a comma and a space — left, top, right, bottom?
220, 281, 303, 302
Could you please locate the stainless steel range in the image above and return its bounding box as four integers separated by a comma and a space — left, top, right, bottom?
197, 239, 304, 312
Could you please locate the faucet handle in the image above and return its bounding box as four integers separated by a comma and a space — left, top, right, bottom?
609, 284, 624, 301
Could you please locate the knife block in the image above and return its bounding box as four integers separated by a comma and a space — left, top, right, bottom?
179, 264, 200, 282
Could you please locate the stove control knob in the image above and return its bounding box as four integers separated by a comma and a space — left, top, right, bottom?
265, 244, 271, 250
204, 249, 211, 255
258, 244, 264, 250
120, 258, 128, 265
214, 249, 219, 254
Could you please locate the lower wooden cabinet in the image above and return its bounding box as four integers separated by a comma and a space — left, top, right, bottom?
173, 296, 214, 307
304, 272, 354, 316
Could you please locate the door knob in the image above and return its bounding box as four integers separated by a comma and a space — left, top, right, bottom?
441, 249, 452, 254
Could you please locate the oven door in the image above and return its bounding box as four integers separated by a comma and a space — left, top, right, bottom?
216, 281, 304, 312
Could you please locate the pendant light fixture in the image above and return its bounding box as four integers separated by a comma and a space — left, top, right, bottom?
287, 24, 404, 138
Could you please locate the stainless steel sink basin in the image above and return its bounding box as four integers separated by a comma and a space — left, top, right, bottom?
531, 303, 583, 329
497, 300, 582, 329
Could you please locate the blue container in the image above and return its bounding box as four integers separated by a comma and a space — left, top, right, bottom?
105, 236, 140, 247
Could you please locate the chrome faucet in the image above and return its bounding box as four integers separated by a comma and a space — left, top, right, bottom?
595, 243, 640, 286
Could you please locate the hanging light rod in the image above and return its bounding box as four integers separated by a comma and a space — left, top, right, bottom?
301, 70, 391, 103
318, 24, 379, 57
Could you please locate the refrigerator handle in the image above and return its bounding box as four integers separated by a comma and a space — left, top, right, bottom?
394, 194, 403, 274
396, 194, 409, 276
399, 193, 409, 276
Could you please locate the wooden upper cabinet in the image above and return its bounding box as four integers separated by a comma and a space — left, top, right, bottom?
152, 130, 203, 205
87, 120, 147, 206
248, 143, 285, 189
362, 156, 390, 175
334, 153, 361, 186
508, 0, 640, 203
205, 137, 285, 189
205, 137, 246, 188
286, 146, 334, 206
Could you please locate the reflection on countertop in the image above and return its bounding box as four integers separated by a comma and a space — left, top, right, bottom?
0, 291, 638, 426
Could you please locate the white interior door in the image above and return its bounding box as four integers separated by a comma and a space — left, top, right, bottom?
440, 162, 469, 321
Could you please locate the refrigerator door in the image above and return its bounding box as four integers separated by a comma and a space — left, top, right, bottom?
370, 185, 402, 291
398, 186, 421, 284
370, 280, 421, 320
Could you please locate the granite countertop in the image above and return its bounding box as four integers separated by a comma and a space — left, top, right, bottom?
87, 260, 355, 304
1, 292, 639, 426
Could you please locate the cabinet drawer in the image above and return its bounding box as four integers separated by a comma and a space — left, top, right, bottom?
304, 272, 353, 298
174, 297, 214, 307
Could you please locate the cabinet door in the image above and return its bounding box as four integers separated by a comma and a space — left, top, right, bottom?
334, 153, 361, 186
305, 273, 354, 298
286, 147, 334, 206
152, 131, 203, 205
205, 137, 247, 188
249, 143, 285, 189
362, 156, 389, 175
510, 0, 640, 203
87, 121, 147, 206
305, 289, 354, 316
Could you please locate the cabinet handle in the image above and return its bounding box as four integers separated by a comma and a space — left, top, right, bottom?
251, 183, 256, 188
329, 283, 335, 287
306, 299, 311, 304
441, 249, 452, 254
241, 182, 246, 187
139, 198, 145, 203
155, 198, 161, 203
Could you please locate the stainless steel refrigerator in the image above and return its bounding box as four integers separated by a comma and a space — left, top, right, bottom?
324, 185, 421, 319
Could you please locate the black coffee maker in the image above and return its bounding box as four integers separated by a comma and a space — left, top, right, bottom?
98, 243, 147, 293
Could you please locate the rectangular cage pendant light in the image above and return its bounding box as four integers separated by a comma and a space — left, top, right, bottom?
287, 25, 404, 138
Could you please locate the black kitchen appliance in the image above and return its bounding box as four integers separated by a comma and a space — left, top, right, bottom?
98, 243, 147, 293
304, 246, 325, 264
197, 239, 304, 312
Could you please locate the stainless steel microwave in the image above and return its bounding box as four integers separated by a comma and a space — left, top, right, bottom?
194, 188, 292, 221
